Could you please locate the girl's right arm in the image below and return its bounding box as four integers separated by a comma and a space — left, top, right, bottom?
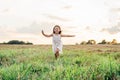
42, 30, 53, 37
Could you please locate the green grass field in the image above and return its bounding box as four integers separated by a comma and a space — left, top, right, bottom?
0, 45, 120, 80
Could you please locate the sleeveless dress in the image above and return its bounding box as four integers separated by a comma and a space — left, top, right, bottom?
52, 34, 63, 54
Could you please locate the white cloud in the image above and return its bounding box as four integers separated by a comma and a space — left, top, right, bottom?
0, 0, 120, 44
17, 21, 55, 34
43, 14, 70, 21
101, 22, 120, 34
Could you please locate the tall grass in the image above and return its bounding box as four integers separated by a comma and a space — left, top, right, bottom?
0, 45, 120, 80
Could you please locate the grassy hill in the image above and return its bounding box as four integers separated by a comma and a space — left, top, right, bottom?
0, 45, 120, 80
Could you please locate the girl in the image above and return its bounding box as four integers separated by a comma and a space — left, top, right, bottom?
42, 25, 75, 59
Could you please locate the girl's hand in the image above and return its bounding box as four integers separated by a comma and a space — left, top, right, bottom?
41, 30, 53, 37
41, 30, 44, 34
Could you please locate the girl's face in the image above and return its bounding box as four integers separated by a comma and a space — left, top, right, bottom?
53, 26, 61, 34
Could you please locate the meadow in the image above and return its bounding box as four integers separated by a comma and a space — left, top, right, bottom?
0, 45, 120, 80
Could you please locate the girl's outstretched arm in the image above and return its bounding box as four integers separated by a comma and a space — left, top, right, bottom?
42, 30, 53, 37
61, 34, 75, 37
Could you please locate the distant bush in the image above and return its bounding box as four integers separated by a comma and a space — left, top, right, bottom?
87, 40, 96, 45
80, 40, 96, 45
80, 41, 87, 45
7, 40, 25, 44
98, 39, 107, 44
75, 43, 79, 45
4, 40, 33, 45
111, 39, 117, 45
26, 42, 33, 45
98, 39, 118, 45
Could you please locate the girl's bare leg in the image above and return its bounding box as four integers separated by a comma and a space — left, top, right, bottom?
55, 48, 59, 59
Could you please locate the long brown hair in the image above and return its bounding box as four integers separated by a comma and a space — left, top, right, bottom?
53, 25, 62, 34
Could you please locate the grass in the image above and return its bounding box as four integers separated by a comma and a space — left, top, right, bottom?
0, 45, 120, 80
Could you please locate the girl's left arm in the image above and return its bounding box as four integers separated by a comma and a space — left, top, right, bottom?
61, 34, 75, 37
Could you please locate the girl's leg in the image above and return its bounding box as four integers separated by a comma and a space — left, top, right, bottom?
55, 48, 59, 59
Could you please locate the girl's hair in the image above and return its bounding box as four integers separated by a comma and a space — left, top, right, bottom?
53, 25, 62, 34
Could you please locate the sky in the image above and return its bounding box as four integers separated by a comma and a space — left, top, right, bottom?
0, 0, 120, 44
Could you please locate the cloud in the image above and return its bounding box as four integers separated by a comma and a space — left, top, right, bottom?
0, 26, 13, 33
0, 8, 10, 14
2, 8, 10, 13
62, 5, 72, 10
0, 24, 40, 43
0, 30, 7, 35
0, 25, 17, 40
110, 8, 120, 12
85, 26, 91, 30
101, 23, 120, 34
43, 14, 70, 21
17, 21, 55, 34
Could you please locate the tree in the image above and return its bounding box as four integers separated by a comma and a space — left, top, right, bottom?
99, 40, 107, 44
7, 40, 25, 44
111, 39, 117, 44
80, 41, 87, 45
26, 42, 33, 45
6, 40, 33, 45
87, 40, 96, 45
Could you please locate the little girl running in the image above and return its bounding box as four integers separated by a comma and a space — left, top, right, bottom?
42, 25, 75, 59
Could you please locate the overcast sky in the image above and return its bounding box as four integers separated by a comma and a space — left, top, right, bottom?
0, 0, 120, 44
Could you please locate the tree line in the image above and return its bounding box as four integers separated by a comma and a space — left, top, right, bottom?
1, 40, 33, 45
0, 39, 119, 45
77, 39, 119, 45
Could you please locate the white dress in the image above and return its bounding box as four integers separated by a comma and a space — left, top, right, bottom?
52, 34, 63, 54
